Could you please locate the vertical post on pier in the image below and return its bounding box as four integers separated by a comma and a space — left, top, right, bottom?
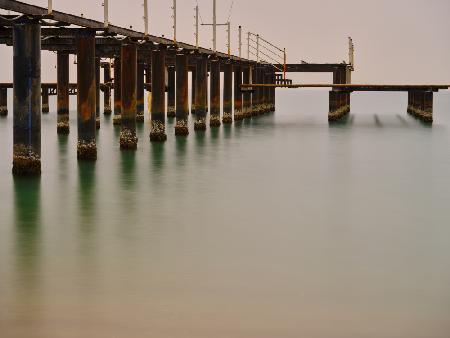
42, 86, 49, 113
191, 67, 196, 114
210, 58, 221, 127
175, 53, 189, 135
242, 64, 251, 118
422, 91, 433, 123
223, 61, 233, 123
251, 66, 257, 116
234, 63, 243, 120
407, 91, 412, 115
150, 46, 167, 141
271, 69, 276, 111
167, 65, 176, 117
120, 43, 138, 150
95, 57, 101, 129
77, 33, 97, 160
113, 57, 122, 125
57, 52, 70, 134
103, 61, 112, 114
262, 67, 269, 113
12, 21, 41, 175
328, 91, 338, 122
194, 55, 208, 130
145, 64, 151, 116
136, 62, 145, 122
0, 87, 8, 116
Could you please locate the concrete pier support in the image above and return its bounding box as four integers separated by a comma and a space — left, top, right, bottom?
409, 91, 433, 123
120, 43, 138, 150
12, 22, 41, 175
328, 90, 350, 122
175, 53, 189, 135
191, 68, 196, 114
76, 33, 97, 160
136, 62, 145, 122
242, 65, 252, 118
0, 88, 8, 116
210, 58, 221, 127
251, 67, 259, 116
42, 86, 49, 113
113, 57, 122, 125
223, 62, 233, 124
167, 66, 176, 118
269, 69, 276, 112
150, 47, 167, 141
103, 62, 112, 114
234, 64, 243, 121
57, 52, 70, 134
194, 56, 208, 130
95, 57, 101, 129
145, 65, 151, 116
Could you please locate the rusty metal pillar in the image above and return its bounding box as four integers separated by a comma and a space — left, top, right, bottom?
136, 62, 145, 122
167, 65, 176, 118
0, 87, 7, 116
76, 33, 97, 160
57, 52, 70, 134
150, 47, 167, 142
95, 57, 100, 129
194, 55, 208, 130
407, 91, 412, 115
242, 65, 251, 118
103, 62, 112, 114
251, 66, 259, 116
175, 53, 189, 135
423, 91, 433, 123
12, 21, 41, 175
191, 68, 196, 114
328, 91, 338, 122
234, 63, 243, 120
223, 61, 233, 123
42, 86, 49, 113
210, 58, 221, 127
113, 57, 122, 125
145, 64, 151, 117
120, 43, 138, 150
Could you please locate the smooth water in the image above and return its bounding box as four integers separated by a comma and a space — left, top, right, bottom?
1, 90, 450, 338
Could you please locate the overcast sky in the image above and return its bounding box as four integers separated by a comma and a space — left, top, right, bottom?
1, 0, 449, 83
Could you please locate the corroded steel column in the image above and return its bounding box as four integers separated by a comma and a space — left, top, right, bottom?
120, 43, 138, 150
95, 57, 100, 129
234, 64, 243, 120
210, 58, 221, 127
167, 65, 176, 117
145, 64, 151, 117
113, 57, 122, 125
223, 61, 233, 123
103, 62, 112, 114
191, 68, 196, 114
57, 52, 70, 134
423, 91, 433, 123
136, 62, 145, 122
251, 66, 258, 116
150, 47, 167, 142
242, 65, 251, 118
0, 88, 8, 116
175, 53, 189, 135
76, 33, 97, 160
270, 69, 276, 111
12, 22, 41, 175
194, 56, 208, 130
42, 86, 49, 113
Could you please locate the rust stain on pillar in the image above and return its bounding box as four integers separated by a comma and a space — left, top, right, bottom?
76, 33, 97, 160
234, 64, 243, 120
95, 57, 101, 129
103, 62, 112, 114
42, 85, 49, 113
194, 56, 208, 130
223, 61, 233, 123
13, 21, 41, 175
167, 65, 176, 118
57, 52, 70, 134
120, 43, 138, 150
150, 47, 167, 142
136, 62, 145, 122
175, 53, 189, 135
210, 58, 221, 127
113, 56, 122, 125
0, 87, 8, 116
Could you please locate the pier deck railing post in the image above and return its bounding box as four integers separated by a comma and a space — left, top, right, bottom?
13, 21, 41, 175
175, 53, 189, 135
120, 43, 138, 149
57, 52, 70, 134
150, 46, 167, 141
76, 32, 97, 160
210, 58, 221, 127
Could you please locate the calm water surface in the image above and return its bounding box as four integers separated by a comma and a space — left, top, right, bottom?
1, 91, 450, 338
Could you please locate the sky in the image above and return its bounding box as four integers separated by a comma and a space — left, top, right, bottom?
0, 0, 449, 84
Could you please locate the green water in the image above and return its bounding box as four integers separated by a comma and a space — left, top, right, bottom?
1, 91, 450, 338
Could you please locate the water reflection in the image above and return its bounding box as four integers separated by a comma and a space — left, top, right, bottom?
175, 137, 188, 168
77, 161, 97, 229
120, 150, 136, 190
